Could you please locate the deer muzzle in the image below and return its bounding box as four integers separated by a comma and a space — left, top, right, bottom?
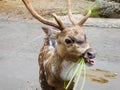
83, 48, 96, 65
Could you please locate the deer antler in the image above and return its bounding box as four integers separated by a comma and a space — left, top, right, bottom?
67, 0, 78, 25
67, 0, 91, 26
22, 0, 64, 30
52, 13, 65, 30
78, 10, 91, 26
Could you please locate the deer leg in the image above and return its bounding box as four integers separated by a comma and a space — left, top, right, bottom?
39, 65, 55, 90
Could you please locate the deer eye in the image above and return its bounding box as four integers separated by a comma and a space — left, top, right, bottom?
65, 39, 73, 45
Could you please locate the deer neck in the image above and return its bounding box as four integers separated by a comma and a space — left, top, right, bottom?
48, 48, 63, 75
46, 45, 78, 81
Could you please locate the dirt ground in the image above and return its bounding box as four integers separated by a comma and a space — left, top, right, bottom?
0, 0, 93, 20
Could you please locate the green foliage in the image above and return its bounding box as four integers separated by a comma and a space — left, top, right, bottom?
85, 1, 120, 18
85, 1, 100, 17
85, 7, 100, 17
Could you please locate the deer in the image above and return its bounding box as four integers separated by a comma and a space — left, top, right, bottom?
22, 0, 96, 90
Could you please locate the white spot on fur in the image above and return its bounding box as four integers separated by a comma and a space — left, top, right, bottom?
51, 64, 56, 73
43, 59, 48, 69
44, 71, 47, 77
40, 71, 42, 74
49, 40, 53, 46
48, 46, 54, 54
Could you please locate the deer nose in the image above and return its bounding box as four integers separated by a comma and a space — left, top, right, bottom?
87, 51, 96, 59
84, 48, 96, 59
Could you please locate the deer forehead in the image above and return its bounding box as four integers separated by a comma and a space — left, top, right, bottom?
58, 27, 85, 41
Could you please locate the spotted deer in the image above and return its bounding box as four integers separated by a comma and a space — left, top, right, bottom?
22, 0, 96, 90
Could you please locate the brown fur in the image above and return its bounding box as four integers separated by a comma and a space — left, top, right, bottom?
38, 26, 90, 90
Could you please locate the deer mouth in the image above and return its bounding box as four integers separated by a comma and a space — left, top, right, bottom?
84, 58, 94, 65
82, 48, 96, 65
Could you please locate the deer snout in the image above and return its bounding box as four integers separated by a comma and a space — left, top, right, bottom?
84, 48, 96, 59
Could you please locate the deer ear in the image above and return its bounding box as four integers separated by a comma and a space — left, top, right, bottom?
42, 27, 60, 39
42, 27, 50, 35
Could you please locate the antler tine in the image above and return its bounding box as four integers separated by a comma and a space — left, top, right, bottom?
52, 13, 65, 30
78, 10, 91, 26
67, 0, 91, 27
67, 0, 78, 26
22, 0, 62, 30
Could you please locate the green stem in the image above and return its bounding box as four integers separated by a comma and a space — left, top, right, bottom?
80, 60, 86, 90
64, 60, 79, 88
65, 60, 82, 89
73, 59, 84, 90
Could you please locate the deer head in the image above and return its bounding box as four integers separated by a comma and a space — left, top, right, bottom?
22, 0, 95, 63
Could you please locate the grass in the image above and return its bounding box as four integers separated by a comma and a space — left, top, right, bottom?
64, 58, 86, 90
